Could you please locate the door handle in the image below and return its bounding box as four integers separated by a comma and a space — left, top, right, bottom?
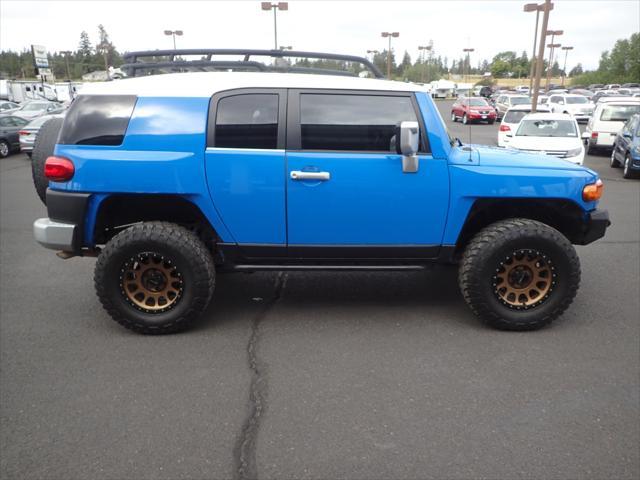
290, 171, 330, 181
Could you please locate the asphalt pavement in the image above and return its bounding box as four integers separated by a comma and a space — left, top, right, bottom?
1, 100, 638, 480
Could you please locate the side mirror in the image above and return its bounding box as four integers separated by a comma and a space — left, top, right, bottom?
623, 131, 632, 138
581, 131, 591, 140
397, 121, 420, 173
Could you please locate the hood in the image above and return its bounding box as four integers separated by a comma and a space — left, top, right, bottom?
15, 111, 43, 119
454, 144, 593, 174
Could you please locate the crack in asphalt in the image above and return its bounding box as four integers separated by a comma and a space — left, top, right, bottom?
233, 272, 287, 480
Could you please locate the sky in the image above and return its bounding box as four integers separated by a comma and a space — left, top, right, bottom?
1, 0, 638, 71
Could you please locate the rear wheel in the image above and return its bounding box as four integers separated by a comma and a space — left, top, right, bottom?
31, 117, 64, 205
94, 222, 216, 334
586, 141, 596, 155
459, 218, 580, 331
451, 112, 457, 122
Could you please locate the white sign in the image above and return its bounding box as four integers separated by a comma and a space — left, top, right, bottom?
31, 45, 49, 68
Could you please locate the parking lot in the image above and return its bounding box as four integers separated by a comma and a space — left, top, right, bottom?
0, 99, 638, 479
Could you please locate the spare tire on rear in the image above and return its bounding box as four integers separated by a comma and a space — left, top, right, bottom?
31, 117, 64, 205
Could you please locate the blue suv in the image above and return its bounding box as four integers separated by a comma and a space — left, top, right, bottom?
31, 50, 610, 334
611, 113, 640, 179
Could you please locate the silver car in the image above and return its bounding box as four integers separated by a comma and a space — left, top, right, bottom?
18, 113, 65, 157
13, 101, 65, 120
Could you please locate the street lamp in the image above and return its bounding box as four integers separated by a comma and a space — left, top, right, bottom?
60, 50, 72, 80
262, 2, 288, 50
545, 29, 563, 90
531, 0, 554, 111
418, 45, 432, 83
561, 45, 574, 85
381, 31, 399, 79
463, 47, 474, 83
164, 30, 183, 49
279, 46, 292, 50
524, 3, 545, 92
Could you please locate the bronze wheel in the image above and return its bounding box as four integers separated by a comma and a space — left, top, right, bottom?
119, 251, 184, 313
492, 249, 556, 310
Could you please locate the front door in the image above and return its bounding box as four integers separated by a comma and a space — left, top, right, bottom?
285, 90, 449, 259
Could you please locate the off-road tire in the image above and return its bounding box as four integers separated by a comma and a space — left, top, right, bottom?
31, 117, 63, 205
458, 218, 581, 331
94, 222, 216, 334
0, 140, 9, 158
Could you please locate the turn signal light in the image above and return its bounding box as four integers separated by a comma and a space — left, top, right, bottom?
44, 156, 75, 182
582, 179, 604, 202
499, 124, 511, 132
591, 132, 598, 139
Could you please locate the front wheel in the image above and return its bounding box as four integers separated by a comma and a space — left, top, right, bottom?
451, 112, 457, 122
462, 114, 468, 125
458, 218, 580, 331
610, 145, 621, 167
94, 222, 216, 334
623, 154, 638, 179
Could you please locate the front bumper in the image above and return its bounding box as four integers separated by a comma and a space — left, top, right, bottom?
576, 209, 611, 245
33, 189, 90, 252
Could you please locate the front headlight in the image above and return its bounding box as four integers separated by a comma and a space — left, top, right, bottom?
633, 145, 640, 155
566, 147, 582, 157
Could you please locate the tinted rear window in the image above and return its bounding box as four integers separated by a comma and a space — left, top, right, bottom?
214, 94, 279, 149
58, 95, 136, 146
503, 110, 530, 123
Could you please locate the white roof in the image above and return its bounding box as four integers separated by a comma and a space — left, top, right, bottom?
77, 71, 423, 98
597, 97, 640, 104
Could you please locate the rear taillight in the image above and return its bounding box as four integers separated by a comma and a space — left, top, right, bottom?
499, 124, 511, 132
591, 132, 598, 139
44, 156, 75, 182
18, 130, 29, 136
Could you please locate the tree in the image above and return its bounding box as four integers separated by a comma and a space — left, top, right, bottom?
78, 31, 92, 57
569, 63, 583, 77
399, 50, 412, 76
491, 59, 510, 78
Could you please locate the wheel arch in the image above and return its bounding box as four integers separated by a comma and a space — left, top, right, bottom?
454, 198, 588, 255
92, 194, 220, 249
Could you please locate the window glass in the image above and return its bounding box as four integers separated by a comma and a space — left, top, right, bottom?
566, 96, 588, 104
600, 105, 640, 122
299, 94, 418, 151
503, 110, 530, 123
215, 94, 278, 149
510, 97, 530, 106
468, 98, 489, 106
0, 117, 11, 127
516, 119, 577, 137
59, 95, 136, 146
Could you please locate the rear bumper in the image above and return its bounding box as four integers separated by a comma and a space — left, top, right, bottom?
33, 189, 90, 252
575, 209, 611, 245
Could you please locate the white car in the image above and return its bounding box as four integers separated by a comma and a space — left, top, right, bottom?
547, 93, 594, 122
583, 99, 640, 153
498, 104, 551, 147
514, 85, 530, 94
508, 113, 585, 165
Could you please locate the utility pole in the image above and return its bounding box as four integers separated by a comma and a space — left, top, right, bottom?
61, 50, 72, 80
561, 45, 573, 86
418, 45, 432, 83
381, 31, 399, 79
262, 2, 288, 50
524, 3, 543, 92
545, 29, 563, 90
531, 0, 553, 112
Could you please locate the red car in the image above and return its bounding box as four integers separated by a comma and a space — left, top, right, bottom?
450, 97, 497, 124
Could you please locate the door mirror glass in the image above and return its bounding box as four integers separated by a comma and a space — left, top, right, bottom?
397, 121, 419, 173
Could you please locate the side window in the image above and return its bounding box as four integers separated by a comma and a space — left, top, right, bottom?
214, 94, 278, 149
298, 93, 419, 152
0, 117, 10, 127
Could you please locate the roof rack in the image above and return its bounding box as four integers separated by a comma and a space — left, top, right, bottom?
121, 49, 384, 79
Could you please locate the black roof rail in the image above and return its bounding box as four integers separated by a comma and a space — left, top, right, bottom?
121, 49, 384, 79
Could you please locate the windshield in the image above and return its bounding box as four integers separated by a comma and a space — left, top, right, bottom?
468, 98, 489, 106
516, 119, 578, 137
600, 105, 640, 122
510, 97, 530, 106
20, 103, 49, 112
566, 97, 589, 104
503, 110, 530, 123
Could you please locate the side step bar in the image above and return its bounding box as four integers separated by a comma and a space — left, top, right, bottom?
230, 264, 427, 272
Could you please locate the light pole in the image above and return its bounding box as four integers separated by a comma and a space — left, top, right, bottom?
164, 30, 183, 49
61, 50, 72, 80
262, 2, 288, 50
381, 31, 399, 79
524, 3, 544, 92
531, 0, 553, 111
545, 29, 563, 90
463, 48, 474, 83
279, 46, 292, 50
418, 45, 432, 83
561, 45, 573, 85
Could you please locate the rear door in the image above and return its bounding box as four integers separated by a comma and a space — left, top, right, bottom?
285, 89, 449, 259
204, 89, 287, 249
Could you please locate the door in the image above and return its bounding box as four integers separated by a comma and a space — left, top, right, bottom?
285, 90, 449, 258
204, 89, 287, 248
